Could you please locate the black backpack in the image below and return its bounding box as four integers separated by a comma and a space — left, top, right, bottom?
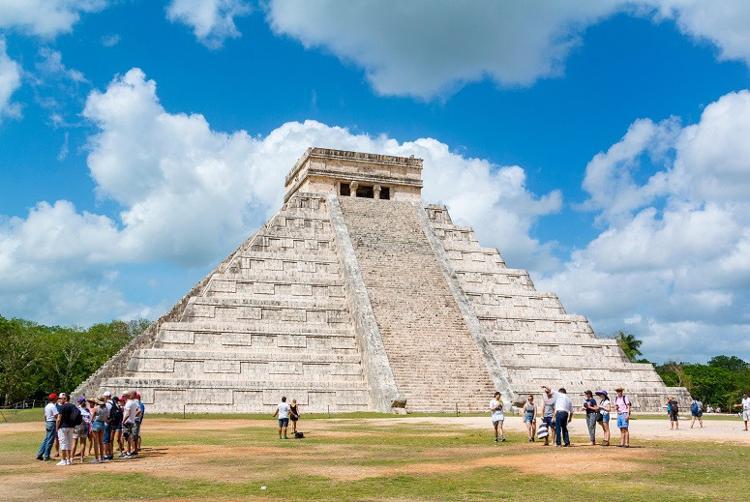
294, 431, 305, 439
70, 405, 82, 426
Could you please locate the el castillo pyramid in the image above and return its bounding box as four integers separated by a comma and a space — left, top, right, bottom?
76, 148, 688, 413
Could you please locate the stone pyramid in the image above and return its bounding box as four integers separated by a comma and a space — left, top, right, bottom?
76, 148, 688, 413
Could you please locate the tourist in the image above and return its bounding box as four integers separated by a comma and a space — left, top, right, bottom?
522, 395, 536, 442
582, 390, 598, 445
55, 393, 78, 466
101, 390, 113, 460
134, 392, 145, 454
488, 391, 505, 442
552, 387, 573, 447
36, 393, 59, 461
273, 396, 291, 439
87, 396, 96, 456
690, 398, 704, 429
594, 390, 611, 446
123, 390, 141, 456
109, 396, 124, 457
290, 399, 300, 435
90, 397, 108, 463
667, 397, 679, 430
540, 386, 556, 446
614, 387, 631, 447
733, 392, 750, 431
72, 396, 91, 464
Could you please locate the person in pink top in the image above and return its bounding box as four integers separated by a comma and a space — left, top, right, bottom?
614, 387, 632, 447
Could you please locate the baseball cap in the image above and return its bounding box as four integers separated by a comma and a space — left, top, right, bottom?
59, 392, 68, 399
102, 391, 112, 397
48, 393, 58, 400
135, 392, 141, 400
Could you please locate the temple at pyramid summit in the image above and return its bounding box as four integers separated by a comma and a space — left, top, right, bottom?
76, 147, 689, 413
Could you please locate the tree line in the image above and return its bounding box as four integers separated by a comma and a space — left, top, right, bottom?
615, 330, 750, 410
0, 315, 149, 406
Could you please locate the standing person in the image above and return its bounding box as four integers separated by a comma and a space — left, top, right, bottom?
134, 392, 145, 454
667, 397, 679, 430
552, 388, 573, 447
123, 390, 141, 457
595, 390, 611, 446
55, 393, 79, 466
36, 393, 58, 461
733, 393, 750, 431
541, 386, 556, 446
690, 398, 704, 429
522, 395, 536, 442
101, 391, 113, 460
582, 390, 598, 446
90, 397, 107, 463
290, 399, 300, 435
614, 387, 631, 447
488, 392, 505, 442
108, 396, 124, 457
273, 396, 291, 439
72, 396, 91, 464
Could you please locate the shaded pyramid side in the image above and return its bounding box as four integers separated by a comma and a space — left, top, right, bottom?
77, 193, 373, 413
423, 204, 690, 411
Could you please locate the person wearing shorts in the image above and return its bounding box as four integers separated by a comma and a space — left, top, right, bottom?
273, 396, 291, 439
734, 393, 750, 431
690, 398, 704, 429
667, 397, 679, 430
122, 391, 141, 457
72, 396, 91, 464
541, 386, 556, 446
595, 390, 611, 446
522, 395, 536, 442
290, 399, 300, 434
489, 392, 505, 442
614, 387, 631, 448
55, 393, 76, 466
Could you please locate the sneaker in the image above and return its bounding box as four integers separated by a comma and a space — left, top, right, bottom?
501, 437, 506, 442
90, 459, 100, 464
36, 455, 44, 461
56, 460, 67, 466
494, 437, 499, 442
119, 452, 127, 458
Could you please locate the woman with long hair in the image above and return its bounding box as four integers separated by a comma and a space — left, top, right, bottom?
89, 397, 108, 463
594, 390, 611, 446
523, 395, 537, 442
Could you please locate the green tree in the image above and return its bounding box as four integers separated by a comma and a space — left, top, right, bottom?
614, 330, 643, 362
708, 355, 749, 372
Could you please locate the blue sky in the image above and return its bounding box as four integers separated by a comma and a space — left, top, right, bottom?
1, 1, 749, 363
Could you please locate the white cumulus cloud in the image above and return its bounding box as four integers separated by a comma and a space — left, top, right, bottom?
0, 0, 107, 37
166, 0, 252, 48
539, 90, 750, 362
0, 38, 21, 118
1, 68, 558, 324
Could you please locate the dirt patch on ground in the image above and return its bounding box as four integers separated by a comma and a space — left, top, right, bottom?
300, 445, 658, 481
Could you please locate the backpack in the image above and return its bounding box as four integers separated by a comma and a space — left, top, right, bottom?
671, 401, 679, 414
294, 431, 305, 439
70, 405, 82, 426
690, 401, 700, 414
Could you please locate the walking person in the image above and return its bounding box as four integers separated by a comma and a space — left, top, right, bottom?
489, 392, 505, 442
90, 397, 107, 463
667, 397, 679, 430
614, 387, 631, 447
55, 393, 79, 466
290, 399, 300, 435
72, 396, 91, 464
36, 393, 58, 461
582, 390, 597, 446
690, 398, 704, 429
595, 390, 611, 446
522, 395, 536, 442
273, 396, 291, 439
541, 386, 556, 446
733, 393, 750, 431
552, 388, 573, 447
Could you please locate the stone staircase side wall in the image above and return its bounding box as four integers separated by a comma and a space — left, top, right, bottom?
328, 194, 403, 412
414, 202, 515, 407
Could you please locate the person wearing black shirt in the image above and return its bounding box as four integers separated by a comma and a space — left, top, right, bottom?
582, 390, 598, 446
56, 394, 76, 466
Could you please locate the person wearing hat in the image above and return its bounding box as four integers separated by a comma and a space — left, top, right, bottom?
614, 387, 631, 447
36, 393, 59, 461
594, 390, 611, 446
90, 397, 109, 463
101, 390, 114, 460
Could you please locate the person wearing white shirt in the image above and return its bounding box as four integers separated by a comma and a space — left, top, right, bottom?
734, 393, 750, 431
488, 392, 505, 442
36, 393, 59, 461
123, 391, 141, 456
273, 396, 291, 439
548, 387, 573, 447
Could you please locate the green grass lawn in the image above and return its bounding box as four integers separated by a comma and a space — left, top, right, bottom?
2, 415, 749, 501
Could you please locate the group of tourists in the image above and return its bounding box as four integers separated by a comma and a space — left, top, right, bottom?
36, 390, 145, 465
490, 386, 634, 447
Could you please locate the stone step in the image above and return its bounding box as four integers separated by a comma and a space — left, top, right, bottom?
159, 320, 354, 336
132, 348, 362, 363
189, 296, 348, 310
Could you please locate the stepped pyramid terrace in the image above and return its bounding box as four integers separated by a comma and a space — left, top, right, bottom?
76, 147, 689, 413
